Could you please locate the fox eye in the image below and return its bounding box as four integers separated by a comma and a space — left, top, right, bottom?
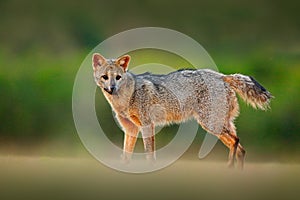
116, 75, 122, 80
101, 75, 108, 80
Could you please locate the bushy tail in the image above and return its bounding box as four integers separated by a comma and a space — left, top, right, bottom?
223, 74, 273, 110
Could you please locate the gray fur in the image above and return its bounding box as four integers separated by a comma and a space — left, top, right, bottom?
92, 53, 273, 169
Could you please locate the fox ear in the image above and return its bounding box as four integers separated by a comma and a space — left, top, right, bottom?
116, 55, 130, 71
92, 53, 106, 70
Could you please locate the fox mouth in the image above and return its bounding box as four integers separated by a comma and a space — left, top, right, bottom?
104, 88, 114, 95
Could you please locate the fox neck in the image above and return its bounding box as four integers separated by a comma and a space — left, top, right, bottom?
103, 72, 135, 114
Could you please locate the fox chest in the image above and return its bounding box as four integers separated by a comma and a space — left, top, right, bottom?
108, 96, 130, 116
111, 102, 129, 115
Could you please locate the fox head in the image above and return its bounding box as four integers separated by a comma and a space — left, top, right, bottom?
92, 53, 131, 95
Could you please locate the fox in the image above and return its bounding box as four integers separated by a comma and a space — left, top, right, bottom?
92, 53, 273, 169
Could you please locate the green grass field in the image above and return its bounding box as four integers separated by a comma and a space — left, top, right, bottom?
1, 156, 299, 200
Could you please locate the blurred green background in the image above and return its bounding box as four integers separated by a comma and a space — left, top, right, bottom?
0, 0, 299, 162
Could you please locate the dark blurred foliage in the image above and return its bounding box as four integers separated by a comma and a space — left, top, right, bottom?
0, 0, 299, 159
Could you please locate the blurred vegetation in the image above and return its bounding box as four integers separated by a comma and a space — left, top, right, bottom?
0, 0, 299, 161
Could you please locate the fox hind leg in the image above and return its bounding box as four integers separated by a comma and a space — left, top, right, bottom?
219, 89, 245, 169
236, 143, 246, 169
218, 128, 240, 168
219, 122, 245, 169
228, 121, 246, 169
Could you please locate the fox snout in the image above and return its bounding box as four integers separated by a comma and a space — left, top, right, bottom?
104, 85, 116, 95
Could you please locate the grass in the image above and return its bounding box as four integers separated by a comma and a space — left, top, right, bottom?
0, 155, 299, 200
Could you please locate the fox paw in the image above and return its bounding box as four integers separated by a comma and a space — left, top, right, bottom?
120, 154, 131, 165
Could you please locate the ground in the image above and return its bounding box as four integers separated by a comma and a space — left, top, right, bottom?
1, 156, 299, 200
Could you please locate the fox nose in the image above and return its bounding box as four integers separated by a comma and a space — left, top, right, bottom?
104, 85, 116, 95
110, 86, 116, 93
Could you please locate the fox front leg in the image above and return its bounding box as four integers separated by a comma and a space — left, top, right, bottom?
117, 116, 139, 163
141, 124, 156, 162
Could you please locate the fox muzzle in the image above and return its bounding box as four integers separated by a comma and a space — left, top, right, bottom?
104, 86, 116, 95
